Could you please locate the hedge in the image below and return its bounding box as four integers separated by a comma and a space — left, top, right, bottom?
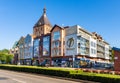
0, 64, 120, 83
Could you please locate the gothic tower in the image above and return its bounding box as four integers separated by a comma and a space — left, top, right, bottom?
33, 7, 52, 38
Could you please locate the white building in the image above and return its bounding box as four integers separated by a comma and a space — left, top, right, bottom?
65, 25, 110, 67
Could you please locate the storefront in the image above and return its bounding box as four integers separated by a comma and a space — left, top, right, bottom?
33, 38, 40, 65
24, 59, 32, 65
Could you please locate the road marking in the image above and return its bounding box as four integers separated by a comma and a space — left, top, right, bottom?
11, 78, 26, 83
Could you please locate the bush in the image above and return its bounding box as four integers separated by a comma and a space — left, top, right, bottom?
0, 65, 70, 77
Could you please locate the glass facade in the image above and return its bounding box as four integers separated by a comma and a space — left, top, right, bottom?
77, 37, 89, 55
53, 31, 60, 40
33, 39, 40, 57
52, 41, 60, 48
19, 45, 24, 59
43, 36, 50, 56
52, 48, 61, 56
51, 31, 61, 56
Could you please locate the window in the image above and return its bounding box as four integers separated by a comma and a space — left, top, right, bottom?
78, 43, 80, 48
91, 48, 96, 54
43, 36, 50, 56
52, 48, 60, 56
91, 48, 93, 54
55, 41, 59, 47
94, 49, 96, 54
91, 41, 96, 48
52, 41, 60, 48
105, 48, 109, 52
53, 31, 60, 40
91, 42, 93, 47
94, 43, 96, 47
33, 39, 40, 57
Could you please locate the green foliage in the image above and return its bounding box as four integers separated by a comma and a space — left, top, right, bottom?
6, 54, 13, 64
0, 49, 13, 64
0, 53, 6, 63
0, 64, 120, 83
0, 65, 70, 77
0, 49, 9, 54
111, 50, 114, 62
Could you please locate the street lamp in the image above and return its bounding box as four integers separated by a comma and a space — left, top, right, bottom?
73, 55, 75, 68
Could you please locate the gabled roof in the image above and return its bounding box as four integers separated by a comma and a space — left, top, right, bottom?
50, 24, 63, 32
12, 41, 19, 49
34, 7, 52, 27
18, 36, 24, 45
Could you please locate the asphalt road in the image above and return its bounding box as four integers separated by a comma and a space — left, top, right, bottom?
0, 69, 85, 83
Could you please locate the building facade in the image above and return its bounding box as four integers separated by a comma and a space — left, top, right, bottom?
64, 25, 111, 68
16, 7, 112, 68
51, 25, 66, 67
10, 41, 19, 64
18, 36, 25, 65
113, 47, 120, 71
24, 34, 33, 65
32, 7, 52, 66
33, 38, 40, 65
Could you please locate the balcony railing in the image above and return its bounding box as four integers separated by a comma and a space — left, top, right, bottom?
97, 41, 104, 47
97, 47, 104, 53
97, 53, 105, 58
85, 43, 89, 48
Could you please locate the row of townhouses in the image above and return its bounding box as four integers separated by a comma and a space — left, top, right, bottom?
10, 8, 112, 68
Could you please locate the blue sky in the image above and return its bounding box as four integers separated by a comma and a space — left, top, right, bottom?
0, 0, 120, 50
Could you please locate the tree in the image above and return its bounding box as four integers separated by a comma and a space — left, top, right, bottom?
0, 49, 9, 54
0, 49, 14, 64
6, 54, 13, 64
111, 50, 114, 62
0, 53, 6, 63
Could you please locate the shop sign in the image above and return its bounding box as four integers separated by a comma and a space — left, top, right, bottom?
65, 34, 77, 56
66, 37, 75, 50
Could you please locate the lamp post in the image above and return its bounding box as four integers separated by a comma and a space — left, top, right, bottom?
73, 55, 75, 68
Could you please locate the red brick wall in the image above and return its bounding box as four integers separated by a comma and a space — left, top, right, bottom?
114, 50, 120, 71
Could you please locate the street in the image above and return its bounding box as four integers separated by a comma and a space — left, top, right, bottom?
0, 69, 93, 83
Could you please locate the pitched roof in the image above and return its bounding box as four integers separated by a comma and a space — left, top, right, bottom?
34, 7, 52, 27
50, 24, 63, 32
18, 36, 24, 45
12, 41, 19, 49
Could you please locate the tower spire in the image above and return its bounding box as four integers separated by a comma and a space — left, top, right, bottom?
34, 7, 52, 27
43, 7, 46, 14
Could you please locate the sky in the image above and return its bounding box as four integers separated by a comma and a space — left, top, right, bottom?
0, 0, 120, 50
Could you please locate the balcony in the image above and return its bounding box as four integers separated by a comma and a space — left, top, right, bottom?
78, 49, 89, 55
85, 51, 89, 55
85, 43, 89, 48
97, 46, 104, 53
109, 52, 112, 55
109, 46, 112, 51
97, 41, 104, 47
97, 53, 105, 58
